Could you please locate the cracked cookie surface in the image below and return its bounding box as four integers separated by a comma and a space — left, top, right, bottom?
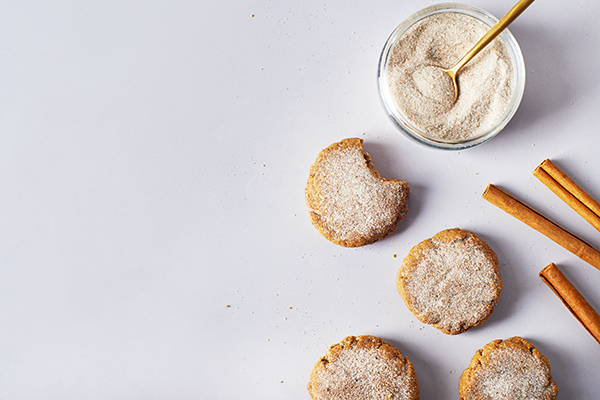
305, 138, 410, 247
397, 228, 502, 334
307, 335, 419, 400
459, 336, 558, 400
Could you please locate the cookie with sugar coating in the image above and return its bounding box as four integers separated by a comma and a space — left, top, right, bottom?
397, 228, 502, 334
305, 138, 410, 247
307, 335, 420, 400
459, 336, 558, 400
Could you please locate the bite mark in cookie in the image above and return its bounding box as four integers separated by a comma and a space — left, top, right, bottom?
305, 138, 410, 247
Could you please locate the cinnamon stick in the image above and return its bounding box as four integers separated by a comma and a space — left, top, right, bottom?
540, 263, 600, 345
482, 184, 600, 271
534, 159, 600, 232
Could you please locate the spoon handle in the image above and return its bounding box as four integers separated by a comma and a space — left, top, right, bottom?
449, 0, 534, 74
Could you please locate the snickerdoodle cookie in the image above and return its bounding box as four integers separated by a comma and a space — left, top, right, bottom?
305, 138, 410, 247
397, 228, 502, 334
307, 335, 419, 400
459, 336, 558, 400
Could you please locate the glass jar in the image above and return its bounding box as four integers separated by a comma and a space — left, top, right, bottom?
378, 3, 526, 150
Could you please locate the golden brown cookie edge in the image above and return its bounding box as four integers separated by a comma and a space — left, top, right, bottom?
397, 228, 502, 335
305, 138, 410, 247
458, 336, 558, 400
307, 335, 420, 400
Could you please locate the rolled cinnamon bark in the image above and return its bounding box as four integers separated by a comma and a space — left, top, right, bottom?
534, 159, 600, 232
482, 184, 600, 271
540, 263, 600, 345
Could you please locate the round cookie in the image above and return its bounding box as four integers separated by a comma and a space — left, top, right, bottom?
305, 138, 410, 247
307, 335, 419, 400
397, 228, 502, 334
459, 336, 558, 400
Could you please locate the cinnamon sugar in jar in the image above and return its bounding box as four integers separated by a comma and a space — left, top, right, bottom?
378, 4, 526, 150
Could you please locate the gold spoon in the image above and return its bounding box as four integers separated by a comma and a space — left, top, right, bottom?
443, 0, 535, 101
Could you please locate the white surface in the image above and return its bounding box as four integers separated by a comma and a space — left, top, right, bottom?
1, 0, 599, 399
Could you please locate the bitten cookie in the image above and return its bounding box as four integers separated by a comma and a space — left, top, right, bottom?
459, 336, 558, 400
305, 138, 410, 247
397, 228, 502, 334
307, 335, 419, 400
